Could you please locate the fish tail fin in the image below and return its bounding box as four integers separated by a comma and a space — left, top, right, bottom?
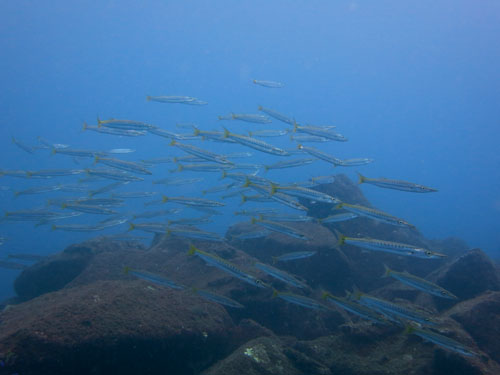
293, 119, 298, 132
222, 127, 230, 138
51, 148, 57, 155
257, 105, 262, 111
169, 139, 176, 146
240, 194, 247, 205
357, 172, 366, 184
270, 183, 278, 195
162, 195, 168, 203
82, 122, 88, 131
51, 224, 56, 231
123, 266, 131, 274
250, 217, 257, 225
335, 203, 344, 210
128, 223, 135, 231
382, 264, 391, 278
94, 155, 99, 165
97, 115, 102, 127
337, 233, 346, 247
187, 245, 198, 256
271, 289, 279, 299
321, 291, 331, 300
403, 325, 415, 335
272, 256, 277, 265
193, 128, 200, 136
263, 165, 269, 173
146, 96, 151, 101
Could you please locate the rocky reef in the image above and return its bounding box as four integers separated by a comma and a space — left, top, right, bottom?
1, 174, 499, 375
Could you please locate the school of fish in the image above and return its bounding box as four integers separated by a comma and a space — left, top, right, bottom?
1, 79, 477, 358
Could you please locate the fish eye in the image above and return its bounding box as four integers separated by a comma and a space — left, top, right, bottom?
425, 251, 432, 256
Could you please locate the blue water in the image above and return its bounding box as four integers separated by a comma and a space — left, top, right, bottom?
0, 1, 499, 303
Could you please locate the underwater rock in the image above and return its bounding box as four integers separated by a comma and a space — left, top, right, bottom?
447, 291, 500, 363
203, 336, 331, 375
430, 248, 500, 301
13, 238, 146, 301
227, 220, 355, 295
0, 279, 237, 375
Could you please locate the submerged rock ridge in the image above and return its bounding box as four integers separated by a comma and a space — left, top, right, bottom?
0, 175, 499, 375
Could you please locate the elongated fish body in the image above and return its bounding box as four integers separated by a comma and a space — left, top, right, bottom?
253, 79, 285, 88
5, 210, 60, 221
334, 158, 374, 167
323, 292, 387, 324
264, 158, 315, 171
241, 194, 274, 203
193, 128, 237, 143
147, 95, 196, 103
89, 181, 129, 196
95, 156, 152, 175
125, 267, 184, 290
294, 124, 348, 142
384, 266, 457, 299
51, 223, 102, 232
232, 230, 271, 240
132, 208, 181, 219
0, 169, 31, 178
202, 182, 236, 195
187, 245, 268, 288
257, 106, 294, 124
83, 124, 146, 137
357, 173, 438, 193
234, 208, 278, 216
162, 195, 225, 207
310, 175, 336, 184
251, 218, 308, 241
15, 185, 61, 196
170, 140, 232, 164
223, 128, 290, 156
249, 129, 288, 138
337, 203, 415, 229
12, 137, 35, 154
193, 288, 244, 308
172, 155, 208, 163
271, 184, 340, 204
273, 251, 317, 263
176, 163, 234, 173
231, 113, 272, 124
62, 203, 117, 215
339, 236, 445, 259
255, 262, 307, 288
129, 222, 168, 234
290, 135, 330, 143
297, 145, 342, 165
260, 213, 313, 222
168, 215, 212, 226
354, 293, 436, 326
405, 326, 476, 357
152, 177, 203, 186
76, 197, 126, 207
97, 118, 153, 131
111, 191, 157, 199
85, 169, 144, 182
319, 212, 358, 224
148, 126, 197, 140
26, 169, 84, 178
273, 290, 326, 310
53, 148, 102, 158
247, 183, 308, 211
168, 227, 223, 242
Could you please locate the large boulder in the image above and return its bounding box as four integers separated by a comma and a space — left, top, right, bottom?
0, 279, 238, 375
430, 249, 500, 302
447, 291, 500, 363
